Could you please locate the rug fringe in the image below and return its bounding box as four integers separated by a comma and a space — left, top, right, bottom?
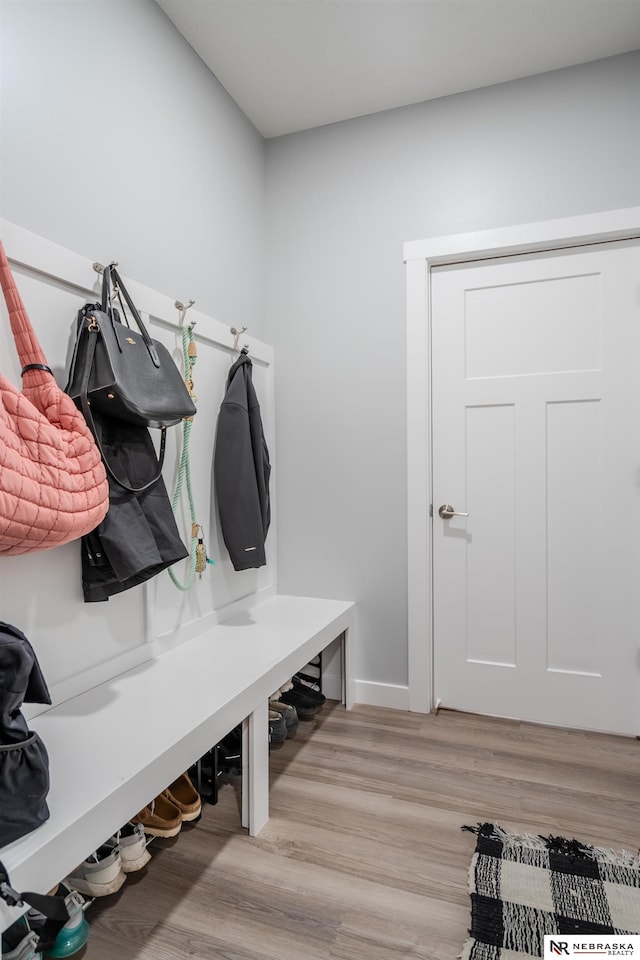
462, 822, 640, 869
458, 938, 473, 960
467, 851, 479, 894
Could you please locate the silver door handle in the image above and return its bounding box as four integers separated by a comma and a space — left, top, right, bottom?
438, 504, 469, 519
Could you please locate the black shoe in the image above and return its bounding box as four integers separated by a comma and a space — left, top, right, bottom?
279, 687, 318, 720
292, 675, 326, 706
219, 725, 242, 751
296, 670, 321, 686
217, 727, 242, 775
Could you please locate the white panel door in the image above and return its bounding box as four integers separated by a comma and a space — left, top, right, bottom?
431, 242, 640, 735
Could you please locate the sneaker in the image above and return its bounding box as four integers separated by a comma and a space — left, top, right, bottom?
105, 822, 150, 873
2, 887, 88, 960
45, 886, 89, 958
268, 711, 287, 745
293, 675, 326, 705
269, 700, 299, 737
65, 844, 126, 897
131, 794, 182, 838
163, 772, 202, 822
1, 921, 42, 960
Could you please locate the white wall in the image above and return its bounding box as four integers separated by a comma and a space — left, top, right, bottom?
0, 0, 266, 337
265, 52, 640, 694
3, 4, 640, 702
0, 1, 271, 704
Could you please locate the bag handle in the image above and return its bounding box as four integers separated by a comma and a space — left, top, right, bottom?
101, 264, 160, 368
0, 241, 53, 385
77, 318, 166, 494
0, 859, 71, 946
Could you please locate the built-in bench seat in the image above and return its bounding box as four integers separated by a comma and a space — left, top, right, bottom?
0, 595, 355, 932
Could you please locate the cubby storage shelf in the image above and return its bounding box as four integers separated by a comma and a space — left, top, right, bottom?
0, 595, 355, 932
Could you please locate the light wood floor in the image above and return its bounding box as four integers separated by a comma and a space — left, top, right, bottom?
85, 702, 639, 960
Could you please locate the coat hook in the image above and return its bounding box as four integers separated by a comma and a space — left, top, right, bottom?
175, 299, 195, 312
175, 299, 196, 328
230, 325, 248, 352
92, 260, 118, 275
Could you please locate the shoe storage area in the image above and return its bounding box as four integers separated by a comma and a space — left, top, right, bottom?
1, 659, 333, 960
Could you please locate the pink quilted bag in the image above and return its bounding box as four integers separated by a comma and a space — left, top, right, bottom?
0, 241, 109, 555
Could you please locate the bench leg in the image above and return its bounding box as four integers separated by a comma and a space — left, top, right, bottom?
241, 700, 269, 836
341, 625, 355, 710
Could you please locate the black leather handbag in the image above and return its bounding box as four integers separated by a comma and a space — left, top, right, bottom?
66, 263, 196, 430
66, 263, 196, 492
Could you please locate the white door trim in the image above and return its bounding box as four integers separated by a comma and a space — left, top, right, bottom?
405, 206, 640, 714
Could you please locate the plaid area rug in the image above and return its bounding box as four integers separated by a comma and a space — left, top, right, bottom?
461, 822, 640, 959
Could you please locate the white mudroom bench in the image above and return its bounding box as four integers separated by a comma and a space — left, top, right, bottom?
0, 594, 355, 932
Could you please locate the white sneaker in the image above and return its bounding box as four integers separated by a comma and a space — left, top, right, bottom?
1, 928, 41, 960
65, 843, 126, 897
105, 822, 150, 873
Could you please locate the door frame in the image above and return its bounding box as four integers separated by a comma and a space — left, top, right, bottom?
405, 206, 640, 714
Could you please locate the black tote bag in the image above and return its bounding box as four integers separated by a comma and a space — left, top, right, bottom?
66, 263, 196, 429
0, 622, 51, 848
0, 734, 50, 847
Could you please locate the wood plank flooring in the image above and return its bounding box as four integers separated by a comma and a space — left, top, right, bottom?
85, 702, 640, 960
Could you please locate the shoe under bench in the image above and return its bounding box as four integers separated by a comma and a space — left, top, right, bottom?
0, 594, 355, 932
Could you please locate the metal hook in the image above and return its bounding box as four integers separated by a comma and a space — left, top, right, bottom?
92, 260, 118, 275
230, 325, 248, 352
175, 299, 196, 328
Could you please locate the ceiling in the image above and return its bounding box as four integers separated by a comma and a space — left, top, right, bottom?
156, 0, 640, 139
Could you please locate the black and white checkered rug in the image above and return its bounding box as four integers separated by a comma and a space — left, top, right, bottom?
462, 822, 640, 959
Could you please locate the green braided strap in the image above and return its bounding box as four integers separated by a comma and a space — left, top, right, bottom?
168, 325, 198, 591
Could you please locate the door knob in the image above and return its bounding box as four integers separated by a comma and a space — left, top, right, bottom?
438, 504, 469, 519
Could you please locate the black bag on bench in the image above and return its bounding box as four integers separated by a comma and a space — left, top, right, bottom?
0, 622, 51, 849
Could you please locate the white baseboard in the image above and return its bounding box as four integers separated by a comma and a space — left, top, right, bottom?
322, 674, 410, 711
354, 680, 410, 711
